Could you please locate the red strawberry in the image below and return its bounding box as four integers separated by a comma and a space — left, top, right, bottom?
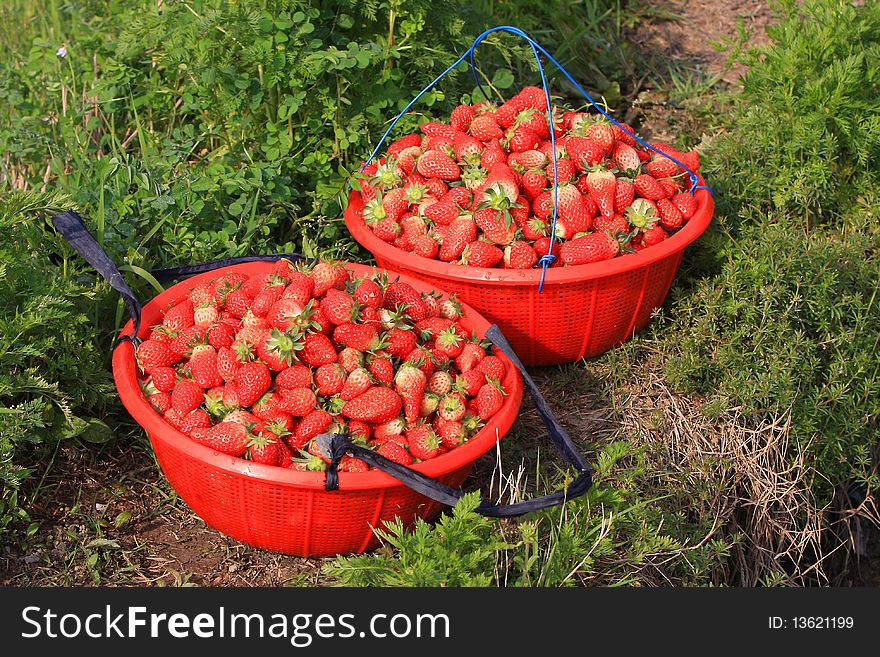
420, 122, 456, 138
633, 173, 667, 201
347, 420, 372, 442
437, 419, 466, 449
279, 387, 317, 417
383, 281, 427, 322
613, 143, 641, 174
586, 120, 616, 154
373, 417, 406, 443
476, 355, 506, 382
586, 168, 617, 218
614, 178, 636, 215
247, 432, 280, 465
642, 225, 668, 247
450, 104, 475, 131
472, 380, 505, 420
224, 288, 251, 318
376, 440, 412, 466
189, 347, 223, 389
300, 332, 338, 367
394, 363, 427, 425
645, 154, 679, 179
170, 379, 204, 414
411, 234, 440, 259
339, 367, 372, 401
556, 184, 593, 235
387, 133, 423, 157
311, 261, 347, 298
417, 150, 460, 181
333, 322, 380, 352
656, 197, 684, 230
521, 169, 547, 200
454, 342, 484, 372
546, 158, 578, 184
150, 366, 177, 392
469, 114, 503, 141
137, 339, 180, 374
351, 277, 383, 309
593, 214, 629, 235
274, 364, 313, 390
191, 422, 249, 456
504, 126, 540, 153
253, 329, 300, 372
368, 357, 395, 386
456, 369, 486, 397
320, 289, 357, 326
559, 232, 620, 265
474, 208, 517, 246
179, 408, 212, 435
233, 361, 272, 407
193, 301, 219, 327
206, 322, 235, 349
613, 121, 638, 147
480, 139, 507, 170
341, 386, 404, 424
406, 424, 441, 460
565, 137, 604, 172
438, 216, 478, 261
461, 240, 503, 267
291, 409, 333, 448
315, 363, 347, 397
147, 392, 171, 414
163, 299, 194, 332
672, 192, 697, 219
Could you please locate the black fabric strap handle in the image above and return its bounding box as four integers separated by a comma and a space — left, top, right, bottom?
51, 211, 146, 345
320, 325, 593, 518
50, 211, 310, 343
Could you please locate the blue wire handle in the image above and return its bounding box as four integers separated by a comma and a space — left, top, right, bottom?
359, 25, 715, 292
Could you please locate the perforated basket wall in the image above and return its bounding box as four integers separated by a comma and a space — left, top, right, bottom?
113, 262, 523, 557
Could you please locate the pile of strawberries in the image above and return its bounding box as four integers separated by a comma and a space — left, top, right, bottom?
136, 260, 509, 472
356, 85, 702, 267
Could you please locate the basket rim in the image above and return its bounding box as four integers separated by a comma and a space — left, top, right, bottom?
344, 179, 714, 285
112, 261, 524, 492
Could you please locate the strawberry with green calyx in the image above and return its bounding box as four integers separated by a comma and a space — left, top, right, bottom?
369, 157, 405, 191
247, 431, 280, 466
625, 198, 660, 231
455, 369, 486, 397
382, 281, 428, 323
189, 345, 223, 389
193, 301, 219, 327
472, 379, 506, 420
433, 325, 465, 359
420, 392, 441, 417
454, 341, 485, 373
438, 392, 467, 422
438, 295, 463, 321
310, 260, 348, 298
256, 328, 304, 372
585, 166, 617, 218
612, 142, 642, 176
333, 322, 381, 353
288, 448, 328, 472
405, 423, 442, 461
476, 355, 506, 382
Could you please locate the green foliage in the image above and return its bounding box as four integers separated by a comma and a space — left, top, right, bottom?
326, 441, 732, 586
663, 220, 880, 503
0, 191, 118, 537
707, 0, 880, 231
